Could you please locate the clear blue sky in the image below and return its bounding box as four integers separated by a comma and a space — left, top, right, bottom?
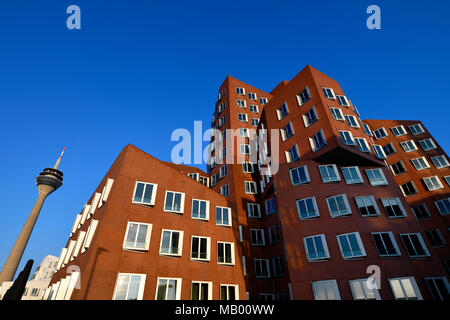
0, 0, 449, 278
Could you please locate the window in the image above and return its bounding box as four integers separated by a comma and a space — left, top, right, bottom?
400, 140, 418, 152
276, 102, 289, 120
424, 277, 450, 300
381, 198, 406, 218
113, 273, 146, 300
338, 130, 355, 145
372, 144, 387, 159
260, 97, 268, 105
390, 161, 407, 175
355, 196, 380, 217
289, 166, 310, 185
400, 233, 430, 258
365, 168, 388, 186
296, 197, 320, 219
210, 173, 218, 186
434, 198, 450, 215
238, 128, 249, 138
355, 137, 370, 152
160, 229, 183, 256
373, 127, 388, 140
281, 121, 294, 140
220, 184, 229, 197
249, 104, 258, 113
237, 100, 246, 108
219, 165, 227, 178
236, 87, 245, 95
337, 232, 366, 259
312, 280, 341, 300
240, 144, 250, 154
297, 86, 311, 105
132, 181, 157, 206
341, 166, 363, 184
344, 115, 359, 128
218, 116, 226, 127
408, 123, 425, 135
371, 232, 401, 257
191, 281, 212, 300
349, 279, 381, 300
411, 203, 431, 220
265, 198, 276, 215
247, 203, 261, 218
272, 257, 284, 277
303, 234, 330, 261
319, 164, 340, 183
336, 95, 349, 106
250, 118, 259, 127
244, 181, 257, 194
400, 181, 418, 196
268, 225, 280, 244
285, 144, 300, 163
431, 155, 450, 168
156, 278, 182, 300
391, 125, 406, 136
411, 156, 430, 170
383, 142, 396, 156
329, 106, 344, 120
188, 173, 199, 181
30, 288, 40, 296
423, 176, 444, 191
326, 194, 352, 217
192, 199, 209, 220
191, 236, 211, 261
248, 92, 257, 100
164, 191, 185, 213
254, 259, 271, 278
389, 277, 422, 300
250, 229, 265, 246
220, 285, 238, 300
242, 161, 254, 173
425, 229, 445, 247
81, 219, 98, 254
321, 87, 335, 99
362, 123, 372, 136
217, 242, 235, 265
309, 129, 327, 151
218, 102, 226, 113
419, 138, 437, 151
238, 113, 248, 122
302, 106, 318, 127
216, 206, 232, 226
123, 222, 152, 251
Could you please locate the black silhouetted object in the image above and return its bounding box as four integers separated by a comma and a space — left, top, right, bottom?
2, 259, 34, 300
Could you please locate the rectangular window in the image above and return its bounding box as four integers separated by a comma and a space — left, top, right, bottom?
349, 279, 381, 300
238, 128, 249, 138
123, 222, 152, 251
391, 125, 406, 136
338, 130, 355, 145
297, 86, 311, 105
81, 219, 98, 254
312, 280, 341, 300
249, 104, 258, 113
113, 273, 146, 300
132, 181, 157, 206
254, 259, 271, 278
373, 127, 388, 140
156, 278, 182, 300
285, 144, 300, 163
289, 165, 310, 185
192, 199, 209, 220
248, 92, 257, 100
281, 121, 294, 140
411, 203, 431, 220
362, 123, 372, 136
411, 156, 430, 170
164, 191, 185, 213
272, 257, 284, 277
296, 197, 320, 219
381, 198, 407, 218
265, 198, 276, 215
219, 165, 227, 178
344, 115, 359, 128
237, 100, 246, 108
302, 106, 318, 127
445, 175, 450, 186
260, 97, 268, 105
389, 277, 422, 300
159, 229, 183, 256
247, 203, 261, 218
400, 181, 418, 196
321, 87, 336, 99
355, 196, 380, 217
365, 168, 388, 186
355, 137, 370, 152
390, 160, 407, 175
372, 144, 387, 159
218, 116, 226, 127
319, 164, 341, 183
242, 161, 254, 173
210, 173, 218, 186
371, 232, 401, 257
191, 236, 211, 261
244, 181, 257, 194
191, 281, 212, 300
236, 87, 245, 95
329, 107, 344, 120
309, 129, 327, 151
250, 229, 265, 246
251, 118, 259, 127
238, 113, 248, 122
336, 95, 349, 106
431, 155, 449, 168
408, 123, 425, 135
217, 242, 235, 265
216, 206, 232, 226
383, 142, 396, 156
268, 225, 280, 244
188, 173, 199, 181
341, 166, 363, 184
303, 234, 330, 261
400, 140, 418, 152
220, 285, 238, 300
424, 277, 450, 300
337, 232, 366, 259
220, 184, 229, 197
419, 138, 437, 151
240, 144, 250, 154
434, 198, 450, 215
425, 229, 445, 247
400, 233, 430, 258
276, 102, 289, 120
423, 176, 444, 191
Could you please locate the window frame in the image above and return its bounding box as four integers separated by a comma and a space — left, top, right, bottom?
132, 181, 158, 206
163, 190, 186, 214
122, 221, 152, 251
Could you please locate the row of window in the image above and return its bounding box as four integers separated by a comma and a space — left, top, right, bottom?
382, 138, 438, 158
412, 198, 450, 219
235, 87, 268, 105
372, 123, 425, 140
399, 176, 449, 198
388, 155, 449, 177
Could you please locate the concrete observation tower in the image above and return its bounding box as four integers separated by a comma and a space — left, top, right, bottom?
0, 149, 65, 284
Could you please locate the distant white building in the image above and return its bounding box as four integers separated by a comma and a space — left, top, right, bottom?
0, 255, 58, 300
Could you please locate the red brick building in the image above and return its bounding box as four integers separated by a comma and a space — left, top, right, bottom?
46, 65, 449, 300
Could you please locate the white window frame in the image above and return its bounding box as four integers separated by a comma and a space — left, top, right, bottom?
381, 197, 407, 218
371, 231, 401, 257
400, 233, 430, 258
388, 277, 423, 300
319, 164, 341, 183
303, 234, 330, 261
326, 194, 352, 217
155, 277, 182, 300
354, 195, 380, 217
191, 199, 210, 221
216, 206, 232, 227
349, 279, 381, 300
163, 190, 185, 214
423, 176, 444, 191
312, 280, 341, 300
132, 181, 158, 206
247, 203, 262, 218
112, 273, 146, 300
365, 168, 388, 186
430, 155, 450, 169
341, 166, 363, 184
122, 221, 152, 251
296, 196, 320, 220
418, 138, 437, 151
250, 229, 266, 246
336, 232, 366, 259
190, 236, 211, 261
289, 165, 310, 185
217, 241, 235, 265
159, 229, 184, 257
244, 181, 257, 194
